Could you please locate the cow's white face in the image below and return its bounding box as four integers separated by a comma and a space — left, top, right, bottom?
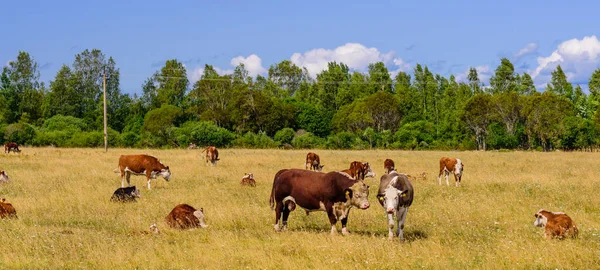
160, 169, 171, 181
383, 186, 407, 214
534, 211, 548, 227
346, 182, 370, 210
194, 208, 208, 228
364, 163, 376, 178
454, 159, 463, 176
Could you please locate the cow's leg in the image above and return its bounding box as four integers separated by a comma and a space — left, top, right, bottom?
445, 171, 450, 186
124, 172, 131, 187
437, 170, 443, 185
387, 212, 395, 240
454, 174, 460, 187
281, 207, 291, 231
146, 172, 153, 189
121, 171, 126, 188
326, 207, 338, 235
396, 207, 408, 241
274, 201, 283, 231
340, 213, 350, 236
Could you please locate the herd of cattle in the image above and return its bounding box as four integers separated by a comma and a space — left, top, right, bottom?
1, 142, 578, 240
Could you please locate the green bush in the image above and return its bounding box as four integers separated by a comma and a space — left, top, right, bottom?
4, 123, 37, 145
274, 128, 295, 144
43, 115, 87, 134
121, 132, 141, 148
292, 132, 325, 149
174, 121, 235, 147
33, 131, 70, 146
69, 132, 103, 147
233, 131, 279, 148
326, 132, 358, 149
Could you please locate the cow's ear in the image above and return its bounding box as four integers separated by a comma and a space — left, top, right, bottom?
345, 189, 352, 198
398, 190, 407, 197
200, 208, 204, 213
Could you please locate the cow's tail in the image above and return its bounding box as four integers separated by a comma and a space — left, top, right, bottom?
269, 183, 276, 211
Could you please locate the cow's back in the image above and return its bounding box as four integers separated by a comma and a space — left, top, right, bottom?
273, 169, 351, 209
165, 204, 200, 229
119, 154, 163, 172
0, 201, 17, 219
440, 157, 457, 171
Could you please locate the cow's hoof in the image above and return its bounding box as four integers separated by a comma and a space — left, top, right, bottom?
274, 224, 281, 232
341, 228, 350, 236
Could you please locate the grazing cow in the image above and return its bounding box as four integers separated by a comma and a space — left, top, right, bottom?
305, 152, 324, 171
377, 172, 414, 241
188, 143, 197, 150
269, 169, 370, 235
534, 209, 578, 240
202, 146, 219, 166
0, 198, 17, 219
115, 154, 171, 190
341, 161, 376, 180
165, 204, 208, 229
384, 159, 395, 174
241, 173, 256, 187
438, 157, 464, 186
4, 142, 20, 153
0, 170, 10, 183
110, 186, 141, 202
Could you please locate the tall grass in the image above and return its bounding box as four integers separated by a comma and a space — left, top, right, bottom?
0, 148, 599, 269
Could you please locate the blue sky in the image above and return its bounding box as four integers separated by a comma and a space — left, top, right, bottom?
2, 0, 599, 95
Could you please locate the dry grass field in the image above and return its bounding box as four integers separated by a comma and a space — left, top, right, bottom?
1, 147, 600, 269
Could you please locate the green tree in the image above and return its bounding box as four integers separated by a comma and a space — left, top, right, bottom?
523, 92, 573, 151
155, 59, 188, 107
490, 58, 516, 94
142, 105, 183, 147
44, 65, 82, 118
0, 51, 44, 123
517, 73, 536, 95
588, 69, 600, 114
468, 67, 483, 94
367, 62, 393, 94
316, 62, 350, 112
493, 92, 522, 136
462, 94, 494, 150
268, 60, 305, 98
188, 65, 232, 127
546, 65, 574, 102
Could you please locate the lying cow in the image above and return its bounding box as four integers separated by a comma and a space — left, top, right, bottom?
202, 146, 219, 166
165, 204, 208, 229
241, 173, 256, 187
0, 170, 10, 183
438, 157, 464, 186
4, 142, 20, 154
534, 209, 578, 240
340, 161, 375, 180
377, 171, 414, 241
110, 186, 141, 202
269, 169, 370, 235
305, 152, 324, 171
0, 198, 17, 219
114, 154, 171, 190
384, 159, 395, 174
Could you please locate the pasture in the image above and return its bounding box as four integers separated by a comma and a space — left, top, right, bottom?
1, 148, 599, 269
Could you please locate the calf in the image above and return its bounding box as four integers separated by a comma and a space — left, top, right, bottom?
165, 204, 208, 229
0, 198, 17, 219
341, 161, 376, 180
384, 159, 395, 174
4, 142, 20, 153
110, 186, 141, 202
438, 157, 464, 186
202, 146, 219, 166
241, 173, 256, 187
533, 209, 578, 240
115, 154, 171, 190
377, 172, 414, 241
305, 152, 324, 171
0, 170, 10, 183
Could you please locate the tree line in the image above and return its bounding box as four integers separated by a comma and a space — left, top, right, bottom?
2, 49, 600, 151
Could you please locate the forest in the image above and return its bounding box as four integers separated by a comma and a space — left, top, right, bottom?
2, 49, 600, 151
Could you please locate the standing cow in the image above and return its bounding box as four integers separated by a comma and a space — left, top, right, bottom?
305, 152, 324, 171
0, 171, 10, 183
4, 142, 20, 154
384, 159, 395, 174
115, 154, 171, 190
377, 171, 414, 241
202, 146, 219, 166
438, 157, 464, 186
340, 161, 375, 180
270, 169, 370, 235
165, 204, 208, 229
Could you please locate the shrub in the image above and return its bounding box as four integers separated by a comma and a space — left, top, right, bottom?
274, 128, 295, 144
233, 132, 279, 148
4, 123, 37, 145
69, 132, 103, 147
292, 132, 325, 149
326, 132, 358, 149
121, 132, 141, 148
174, 121, 235, 147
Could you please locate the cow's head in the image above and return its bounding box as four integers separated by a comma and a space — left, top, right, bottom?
243, 173, 254, 180
194, 208, 208, 228
345, 181, 370, 210
454, 159, 464, 180
534, 209, 549, 227
382, 186, 407, 214
0, 171, 10, 183
160, 167, 171, 181
316, 164, 325, 171
363, 163, 376, 178
130, 186, 141, 198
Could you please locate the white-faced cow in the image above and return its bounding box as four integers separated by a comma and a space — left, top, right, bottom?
377, 171, 414, 241
384, 159, 395, 174
438, 157, 464, 186
241, 173, 256, 187
165, 204, 208, 229
0, 198, 17, 219
115, 154, 171, 190
534, 209, 578, 240
269, 169, 370, 235
340, 161, 375, 180
305, 152, 324, 171
202, 146, 219, 166
4, 142, 20, 154
0, 171, 10, 183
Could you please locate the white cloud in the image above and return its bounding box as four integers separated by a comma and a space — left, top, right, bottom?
515, 43, 538, 58
455, 65, 492, 85
290, 43, 396, 76
389, 57, 412, 78
230, 54, 266, 77
530, 35, 600, 84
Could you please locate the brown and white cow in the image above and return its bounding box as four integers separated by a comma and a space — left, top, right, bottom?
340, 161, 376, 180
269, 169, 370, 235
0, 170, 10, 183
165, 204, 208, 229
4, 142, 20, 153
384, 159, 395, 174
241, 173, 256, 187
305, 152, 324, 171
115, 154, 171, 190
0, 198, 17, 219
438, 157, 464, 186
377, 172, 414, 241
202, 146, 219, 166
534, 209, 578, 240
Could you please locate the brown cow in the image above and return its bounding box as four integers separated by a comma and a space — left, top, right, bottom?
340, 161, 376, 180
202, 146, 219, 166
114, 154, 171, 190
534, 209, 578, 240
438, 157, 464, 186
241, 173, 256, 187
0, 198, 17, 219
165, 204, 208, 229
0, 170, 10, 183
305, 152, 324, 171
269, 169, 370, 235
384, 159, 395, 174
4, 142, 20, 153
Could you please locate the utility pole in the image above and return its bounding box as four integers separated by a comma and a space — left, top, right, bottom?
103, 67, 108, 153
